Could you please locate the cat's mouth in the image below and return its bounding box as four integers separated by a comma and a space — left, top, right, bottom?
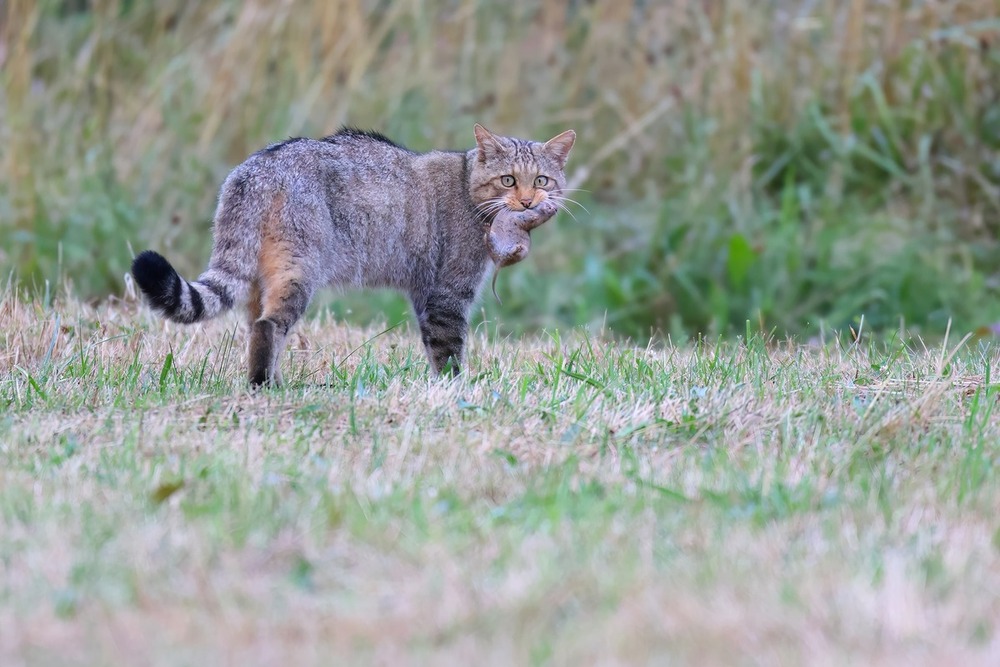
504, 194, 549, 212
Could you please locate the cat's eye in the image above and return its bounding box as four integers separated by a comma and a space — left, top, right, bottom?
500, 175, 515, 187
534, 175, 550, 187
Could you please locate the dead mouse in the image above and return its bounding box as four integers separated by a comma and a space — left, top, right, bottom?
485, 200, 558, 303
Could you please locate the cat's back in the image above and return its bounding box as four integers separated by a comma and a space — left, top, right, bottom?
219, 129, 433, 289
241, 129, 415, 183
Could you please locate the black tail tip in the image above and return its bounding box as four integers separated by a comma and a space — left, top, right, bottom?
132, 250, 180, 310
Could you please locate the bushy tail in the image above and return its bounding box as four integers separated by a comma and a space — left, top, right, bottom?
131, 250, 245, 324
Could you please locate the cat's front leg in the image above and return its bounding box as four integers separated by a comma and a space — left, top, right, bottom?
413, 289, 472, 376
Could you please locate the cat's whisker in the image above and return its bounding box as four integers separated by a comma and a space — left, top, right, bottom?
477, 204, 511, 222
478, 197, 509, 212
549, 199, 580, 223
551, 193, 588, 205
476, 197, 500, 209
552, 196, 589, 212
475, 198, 510, 223
549, 195, 590, 215
556, 189, 592, 203
477, 196, 505, 209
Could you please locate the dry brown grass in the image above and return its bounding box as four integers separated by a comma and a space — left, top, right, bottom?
6, 0, 994, 184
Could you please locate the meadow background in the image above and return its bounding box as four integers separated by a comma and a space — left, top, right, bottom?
3, 2, 1000, 664
2, 0, 998, 340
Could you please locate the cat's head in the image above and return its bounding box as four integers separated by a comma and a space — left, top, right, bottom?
468, 124, 576, 217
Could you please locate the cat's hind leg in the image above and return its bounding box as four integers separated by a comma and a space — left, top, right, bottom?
248, 236, 316, 387
249, 277, 313, 386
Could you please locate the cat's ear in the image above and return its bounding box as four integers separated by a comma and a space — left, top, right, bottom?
543, 129, 576, 168
474, 123, 507, 162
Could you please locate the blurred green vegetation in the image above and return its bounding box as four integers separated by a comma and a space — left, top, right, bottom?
1, 0, 999, 340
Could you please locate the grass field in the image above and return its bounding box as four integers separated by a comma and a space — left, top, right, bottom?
2, 2, 1000, 664
2, 288, 998, 664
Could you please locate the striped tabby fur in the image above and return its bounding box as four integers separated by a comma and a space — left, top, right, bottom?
131, 124, 575, 385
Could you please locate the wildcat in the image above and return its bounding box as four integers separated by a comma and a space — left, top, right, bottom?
131, 124, 575, 385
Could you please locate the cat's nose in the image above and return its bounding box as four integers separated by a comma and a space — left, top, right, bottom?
520, 198, 533, 209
